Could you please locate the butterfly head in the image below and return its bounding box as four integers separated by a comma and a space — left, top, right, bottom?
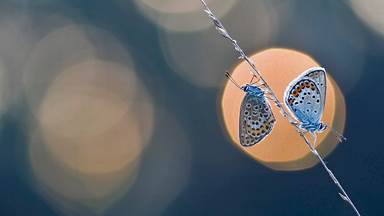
241, 84, 264, 97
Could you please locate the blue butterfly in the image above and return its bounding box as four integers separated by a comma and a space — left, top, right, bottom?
226, 73, 276, 147
284, 67, 345, 141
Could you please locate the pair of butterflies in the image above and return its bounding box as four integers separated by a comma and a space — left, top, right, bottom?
237, 67, 330, 147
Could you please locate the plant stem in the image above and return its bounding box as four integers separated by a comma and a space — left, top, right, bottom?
199, 0, 361, 215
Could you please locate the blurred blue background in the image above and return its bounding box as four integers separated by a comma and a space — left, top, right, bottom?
0, 0, 382, 215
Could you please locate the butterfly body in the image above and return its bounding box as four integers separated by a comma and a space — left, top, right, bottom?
239, 84, 275, 147
284, 67, 327, 134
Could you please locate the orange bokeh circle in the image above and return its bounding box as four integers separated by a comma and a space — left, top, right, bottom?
221, 48, 346, 171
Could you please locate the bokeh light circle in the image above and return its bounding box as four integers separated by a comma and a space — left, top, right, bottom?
22, 24, 97, 114
28, 59, 155, 214
24, 24, 155, 214
23, 24, 137, 116
348, 0, 384, 37
38, 60, 150, 175
221, 48, 346, 171
131, 0, 237, 32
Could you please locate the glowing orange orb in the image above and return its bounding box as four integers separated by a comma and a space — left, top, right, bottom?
221, 48, 346, 171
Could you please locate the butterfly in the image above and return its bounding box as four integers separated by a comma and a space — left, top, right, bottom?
284, 67, 344, 141
226, 72, 276, 147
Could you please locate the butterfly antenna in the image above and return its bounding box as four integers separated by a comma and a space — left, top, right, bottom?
250, 75, 255, 84
249, 74, 260, 85
225, 71, 242, 89
331, 128, 347, 142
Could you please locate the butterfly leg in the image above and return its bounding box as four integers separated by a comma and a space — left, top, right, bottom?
249, 74, 260, 85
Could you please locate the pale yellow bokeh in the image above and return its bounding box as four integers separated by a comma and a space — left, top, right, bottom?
130, 0, 237, 32
23, 24, 96, 114
23, 24, 136, 115
348, 0, 384, 37
29, 59, 154, 214
38, 59, 153, 175
221, 48, 346, 171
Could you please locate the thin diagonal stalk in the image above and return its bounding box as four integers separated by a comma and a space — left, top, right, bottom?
300, 133, 361, 215
199, 1, 361, 215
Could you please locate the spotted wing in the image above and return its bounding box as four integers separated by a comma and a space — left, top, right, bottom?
303, 67, 326, 101
239, 93, 276, 147
285, 78, 323, 124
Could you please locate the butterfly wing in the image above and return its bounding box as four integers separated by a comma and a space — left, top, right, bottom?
239, 93, 276, 147
285, 73, 324, 125
303, 67, 326, 104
